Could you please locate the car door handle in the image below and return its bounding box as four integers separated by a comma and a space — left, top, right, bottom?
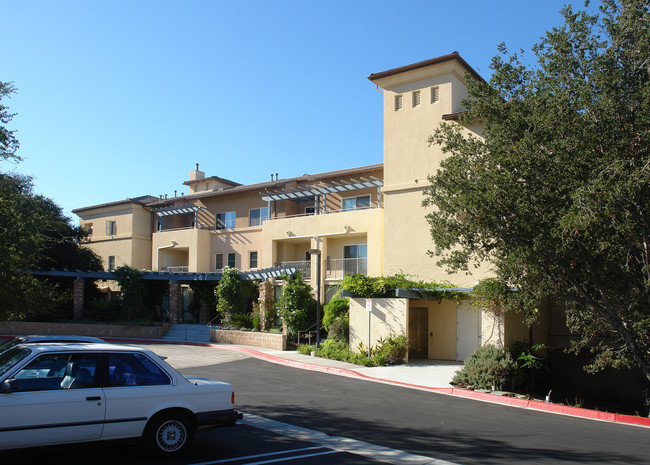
86, 396, 102, 401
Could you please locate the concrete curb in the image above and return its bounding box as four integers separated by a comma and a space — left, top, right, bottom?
59, 337, 650, 429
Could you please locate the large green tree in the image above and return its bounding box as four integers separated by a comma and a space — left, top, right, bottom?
424, 0, 650, 382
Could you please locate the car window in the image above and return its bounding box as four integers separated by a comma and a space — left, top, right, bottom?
0, 337, 24, 354
107, 352, 171, 387
12, 353, 100, 391
0, 346, 31, 377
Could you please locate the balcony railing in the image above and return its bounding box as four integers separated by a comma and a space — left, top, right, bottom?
279, 258, 367, 281
328, 258, 367, 279
162, 266, 189, 273
280, 261, 311, 279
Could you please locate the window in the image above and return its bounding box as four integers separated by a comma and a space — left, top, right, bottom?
305, 206, 316, 215
395, 94, 403, 111
107, 353, 170, 387
83, 223, 93, 236
342, 195, 371, 211
249, 207, 269, 227
13, 353, 100, 391
227, 252, 236, 268
215, 253, 223, 271
216, 211, 236, 230
412, 90, 421, 107
107, 256, 116, 272
431, 86, 440, 104
249, 251, 258, 269
106, 220, 117, 236
343, 244, 368, 275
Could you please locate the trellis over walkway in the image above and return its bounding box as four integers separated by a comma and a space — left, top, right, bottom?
25, 266, 297, 324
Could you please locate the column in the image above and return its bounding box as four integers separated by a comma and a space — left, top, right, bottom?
168, 282, 181, 324
73, 278, 85, 321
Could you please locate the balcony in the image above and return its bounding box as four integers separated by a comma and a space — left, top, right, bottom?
162, 266, 189, 273
280, 258, 367, 281
329, 258, 367, 279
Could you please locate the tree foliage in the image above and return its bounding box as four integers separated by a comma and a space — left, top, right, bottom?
0, 82, 20, 162
424, 1, 650, 381
215, 267, 257, 324
278, 271, 316, 336
1, 173, 104, 320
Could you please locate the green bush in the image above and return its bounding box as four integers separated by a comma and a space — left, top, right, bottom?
375, 334, 409, 365
278, 271, 316, 337
452, 345, 517, 390
298, 344, 314, 355
322, 297, 349, 330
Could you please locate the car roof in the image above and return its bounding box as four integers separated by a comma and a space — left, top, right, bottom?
17, 342, 156, 355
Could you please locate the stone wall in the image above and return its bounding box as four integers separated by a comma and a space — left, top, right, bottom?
211, 329, 286, 351
0, 321, 169, 339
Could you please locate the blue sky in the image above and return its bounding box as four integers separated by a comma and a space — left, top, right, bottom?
2, 0, 582, 220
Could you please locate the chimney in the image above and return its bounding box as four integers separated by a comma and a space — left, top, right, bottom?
275, 173, 279, 181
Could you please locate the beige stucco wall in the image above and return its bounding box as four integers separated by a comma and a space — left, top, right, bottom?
77, 202, 152, 271
349, 297, 407, 352
374, 60, 491, 287
211, 227, 263, 272
152, 227, 212, 272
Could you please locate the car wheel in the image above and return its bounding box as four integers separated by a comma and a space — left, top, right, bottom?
144, 411, 194, 457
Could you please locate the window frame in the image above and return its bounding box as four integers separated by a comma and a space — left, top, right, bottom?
215, 253, 224, 271
216, 211, 236, 230
395, 94, 403, 111
341, 194, 371, 211
412, 90, 421, 107
249, 207, 269, 227
249, 251, 258, 269
431, 86, 440, 104
106, 220, 117, 236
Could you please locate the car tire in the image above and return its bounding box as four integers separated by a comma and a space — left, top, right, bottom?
144, 411, 195, 457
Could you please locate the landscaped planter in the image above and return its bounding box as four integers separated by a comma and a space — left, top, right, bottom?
210, 329, 286, 351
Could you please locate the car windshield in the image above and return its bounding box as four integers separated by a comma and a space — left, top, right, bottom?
0, 346, 31, 377
0, 337, 25, 354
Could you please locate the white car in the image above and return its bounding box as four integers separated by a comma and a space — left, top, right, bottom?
0, 342, 241, 456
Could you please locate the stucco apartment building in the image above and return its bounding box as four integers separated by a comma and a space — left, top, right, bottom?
74, 53, 544, 360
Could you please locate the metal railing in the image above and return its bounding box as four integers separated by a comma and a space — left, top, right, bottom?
328, 258, 367, 279
280, 260, 311, 279
162, 266, 189, 273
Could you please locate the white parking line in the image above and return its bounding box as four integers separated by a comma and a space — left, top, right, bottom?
240, 412, 459, 465
191, 446, 336, 464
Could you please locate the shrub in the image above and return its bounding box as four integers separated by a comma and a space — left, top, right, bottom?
278, 271, 316, 337
375, 334, 409, 365
452, 345, 517, 390
322, 297, 349, 331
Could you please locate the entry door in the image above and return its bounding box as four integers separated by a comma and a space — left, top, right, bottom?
408, 307, 429, 359
457, 306, 481, 361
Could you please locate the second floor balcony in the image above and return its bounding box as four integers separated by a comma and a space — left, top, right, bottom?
280, 257, 368, 281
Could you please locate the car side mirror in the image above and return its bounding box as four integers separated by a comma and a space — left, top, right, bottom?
0, 379, 17, 393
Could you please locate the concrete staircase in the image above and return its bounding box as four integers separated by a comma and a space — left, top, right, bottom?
162, 324, 211, 343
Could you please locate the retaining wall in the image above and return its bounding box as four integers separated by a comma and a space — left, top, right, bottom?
0, 321, 169, 339
211, 329, 286, 351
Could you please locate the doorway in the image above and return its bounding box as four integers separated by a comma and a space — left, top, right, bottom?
408, 307, 429, 359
